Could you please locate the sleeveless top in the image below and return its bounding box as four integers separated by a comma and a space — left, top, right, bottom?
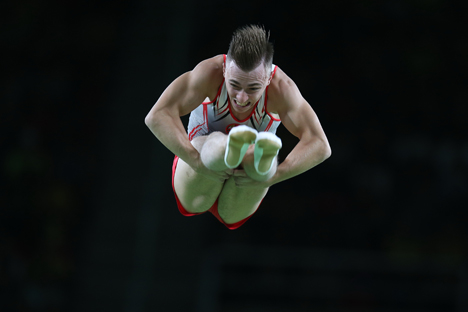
187, 55, 281, 141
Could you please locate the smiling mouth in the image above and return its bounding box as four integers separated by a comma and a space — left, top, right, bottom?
234, 99, 250, 107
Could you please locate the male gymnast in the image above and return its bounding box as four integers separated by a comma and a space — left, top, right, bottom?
145, 25, 331, 229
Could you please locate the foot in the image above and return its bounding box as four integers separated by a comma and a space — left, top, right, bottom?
224, 125, 258, 169
254, 132, 282, 175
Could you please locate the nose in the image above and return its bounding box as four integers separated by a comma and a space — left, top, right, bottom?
236, 90, 249, 104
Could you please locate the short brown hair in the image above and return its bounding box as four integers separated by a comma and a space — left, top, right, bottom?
227, 25, 274, 73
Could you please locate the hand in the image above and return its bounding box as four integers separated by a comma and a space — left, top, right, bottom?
191, 158, 233, 183
232, 169, 273, 189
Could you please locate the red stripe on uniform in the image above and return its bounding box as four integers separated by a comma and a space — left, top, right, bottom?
203, 104, 208, 133
218, 104, 229, 115
265, 66, 281, 122
188, 124, 203, 141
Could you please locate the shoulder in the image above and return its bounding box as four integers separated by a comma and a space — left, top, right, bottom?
269, 67, 297, 96
157, 55, 225, 116
267, 67, 304, 114
190, 55, 224, 92
193, 54, 224, 74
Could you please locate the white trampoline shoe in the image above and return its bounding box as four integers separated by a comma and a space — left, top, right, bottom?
224, 125, 258, 169
254, 132, 282, 175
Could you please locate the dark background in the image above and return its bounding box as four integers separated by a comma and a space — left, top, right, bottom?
2, 0, 468, 311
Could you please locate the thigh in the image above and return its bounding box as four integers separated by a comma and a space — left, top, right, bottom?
173, 156, 224, 213
217, 177, 269, 224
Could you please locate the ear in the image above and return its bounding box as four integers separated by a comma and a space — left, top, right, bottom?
267, 70, 273, 85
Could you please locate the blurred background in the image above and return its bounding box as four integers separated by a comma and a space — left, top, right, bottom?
2, 0, 468, 311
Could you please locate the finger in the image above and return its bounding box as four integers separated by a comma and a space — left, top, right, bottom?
224, 168, 235, 176
221, 171, 234, 181
207, 175, 224, 183
233, 169, 247, 177
205, 171, 229, 182
213, 175, 228, 183
235, 181, 251, 188
233, 177, 250, 187
234, 174, 252, 181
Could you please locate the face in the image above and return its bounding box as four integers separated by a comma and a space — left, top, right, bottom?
223, 60, 271, 114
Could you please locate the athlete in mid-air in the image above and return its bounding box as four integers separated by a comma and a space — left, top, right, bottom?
145, 25, 331, 229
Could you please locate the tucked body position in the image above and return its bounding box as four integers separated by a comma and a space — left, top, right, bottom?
145, 25, 331, 229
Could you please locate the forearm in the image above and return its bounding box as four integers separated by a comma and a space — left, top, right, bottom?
271, 136, 331, 185
145, 108, 200, 166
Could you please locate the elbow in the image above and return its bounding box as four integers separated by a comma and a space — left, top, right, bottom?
144, 113, 154, 128
320, 139, 332, 162
145, 106, 173, 134
324, 144, 332, 160
145, 107, 164, 129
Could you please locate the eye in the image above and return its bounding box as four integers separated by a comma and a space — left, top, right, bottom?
246, 88, 260, 94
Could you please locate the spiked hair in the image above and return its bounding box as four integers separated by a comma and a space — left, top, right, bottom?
226, 25, 274, 74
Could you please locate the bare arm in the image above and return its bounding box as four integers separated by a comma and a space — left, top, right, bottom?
144, 56, 223, 170
268, 69, 331, 186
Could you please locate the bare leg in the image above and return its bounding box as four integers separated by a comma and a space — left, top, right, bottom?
217, 176, 268, 223
174, 130, 273, 224
215, 132, 281, 224
174, 134, 226, 213
199, 132, 229, 171
213, 139, 280, 224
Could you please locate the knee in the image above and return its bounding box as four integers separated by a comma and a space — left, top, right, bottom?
208, 131, 227, 143
201, 132, 228, 156
191, 136, 208, 152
